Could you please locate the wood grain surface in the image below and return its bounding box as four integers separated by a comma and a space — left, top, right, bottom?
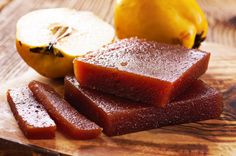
0, 42, 236, 156
0, 0, 236, 155
0, 0, 236, 83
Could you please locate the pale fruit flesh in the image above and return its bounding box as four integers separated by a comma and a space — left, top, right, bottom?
16, 8, 115, 78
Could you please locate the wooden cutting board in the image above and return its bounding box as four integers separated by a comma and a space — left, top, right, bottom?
0, 42, 236, 156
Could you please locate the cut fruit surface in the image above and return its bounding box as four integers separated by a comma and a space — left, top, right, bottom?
16, 8, 115, 78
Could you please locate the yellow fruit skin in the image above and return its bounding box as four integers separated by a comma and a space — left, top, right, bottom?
114, 0, 208, 48
16, 40, 74, 78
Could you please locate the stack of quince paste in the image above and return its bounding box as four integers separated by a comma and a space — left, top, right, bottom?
70, 38, 223, 136
7, 8, 223, 140
7, 37, 223, 139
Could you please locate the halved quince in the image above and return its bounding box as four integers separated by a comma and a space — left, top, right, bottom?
16, 8, 115, 78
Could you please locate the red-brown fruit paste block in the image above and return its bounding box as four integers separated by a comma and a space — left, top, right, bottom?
7, 87, 56, 139
28, 81, 102, 140
74, 38, 210, 107
65, 76, 223, 136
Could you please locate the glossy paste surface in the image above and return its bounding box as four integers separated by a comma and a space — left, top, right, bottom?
29, 81, 102, 139
74, 38, 210, 107
7, 87, 56, 139
65, 76, 223, 136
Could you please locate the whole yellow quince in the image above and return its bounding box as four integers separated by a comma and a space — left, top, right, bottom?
114, 0, 208, 48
